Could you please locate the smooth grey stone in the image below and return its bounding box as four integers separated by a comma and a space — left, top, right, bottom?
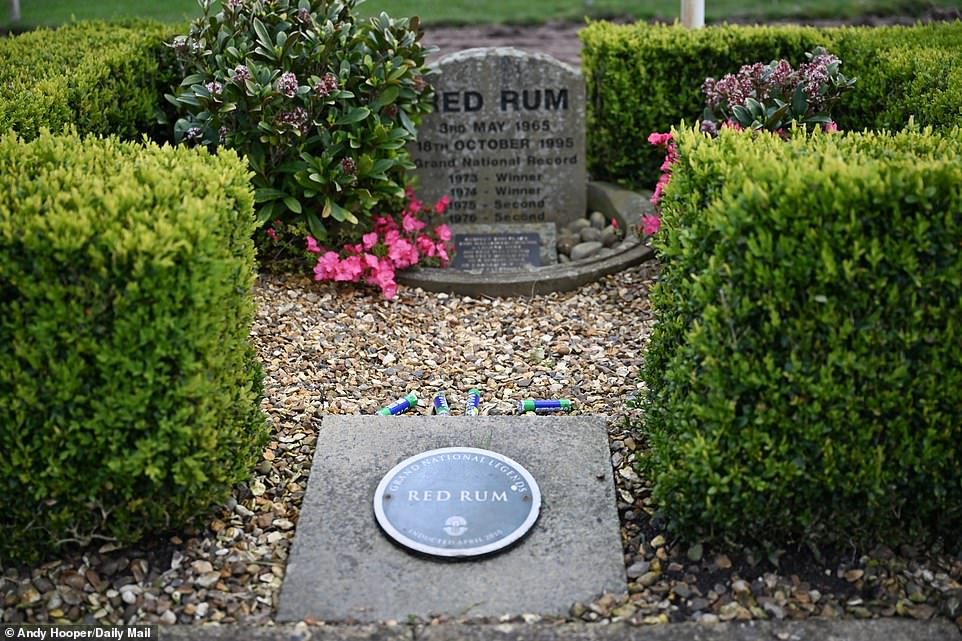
557, 234, 579, 257
566, 218, 592, 233
570, 241, 603, 261
589, 210, 607, 230
579, 227, 602, 243
601, 225, 619, 248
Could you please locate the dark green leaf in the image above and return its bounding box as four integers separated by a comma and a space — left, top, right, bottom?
282, 196, 303, 214
305, 210, 327, 241
371, 85, 400, 111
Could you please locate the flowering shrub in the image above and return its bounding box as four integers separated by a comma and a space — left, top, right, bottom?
701, 47, 856, 134
643, 48, 855, 238
310, 190, 452, 298
166, 0, 434, 243
640, 131, 675, 237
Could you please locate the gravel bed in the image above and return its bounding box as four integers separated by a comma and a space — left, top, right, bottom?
2, 261, 961, 631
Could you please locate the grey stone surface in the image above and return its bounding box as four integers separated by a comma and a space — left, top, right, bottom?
397, 181, 654, 297
277, 416, 625, 623
410, 47, 586, 229
586, 181, 655, 222
155, 619, 962, 641
570, 241, 603, 261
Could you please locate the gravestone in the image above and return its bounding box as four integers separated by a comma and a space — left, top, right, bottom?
410, 47, 586, 271
277, 416, 626, 622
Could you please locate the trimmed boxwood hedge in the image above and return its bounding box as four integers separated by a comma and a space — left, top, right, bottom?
0, 20, 180, 141
580, 21, 962, 187
0, 131, 267, 564
641, 125, 962, 548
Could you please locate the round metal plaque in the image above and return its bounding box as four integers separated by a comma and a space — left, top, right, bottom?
373, 447, 541, 558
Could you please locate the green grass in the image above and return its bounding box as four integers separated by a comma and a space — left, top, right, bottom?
2, 0, 958, 30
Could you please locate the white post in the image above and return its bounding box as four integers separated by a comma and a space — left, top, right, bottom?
681, 0, 704, 28
10, 0, 20, 22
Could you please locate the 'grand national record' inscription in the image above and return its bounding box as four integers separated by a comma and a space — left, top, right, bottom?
373, 447, 541, 558
410, 48, 586, 229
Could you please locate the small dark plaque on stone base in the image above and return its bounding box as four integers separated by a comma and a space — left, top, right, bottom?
373, 447, 541, 558
452, 233, 541, 272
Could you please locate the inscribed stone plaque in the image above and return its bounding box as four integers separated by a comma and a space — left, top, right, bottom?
453, 233, 540, 271
373, 447, 541, 557
450, 222, 557, 272
277, 416, 626, 622
410, 47, 586, 228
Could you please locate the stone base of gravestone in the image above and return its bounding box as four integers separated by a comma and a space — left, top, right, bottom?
277, 416, 626, 623
397, 181, 655, 297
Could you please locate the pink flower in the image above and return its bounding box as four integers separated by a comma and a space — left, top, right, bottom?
407, 198, 423, 214
647, 132, 673, 147
373, 215, 397, 234
313, 251, 341, 280
651, 173, 671, 206
362, 232, 379, 250
416, 234, 438, 257
433, 224, 451, 242
436, 243, 450, 266
305, 235, 321, 254
823, 121, 839, 133
434, 195, 450, 214
641, 215, 661, 236
362, 253, 380, 270
368, 259, 397, 299
384, 229, 401, 246
265, 227, 277, 241
334, 255, 363, 281
388, 238, 419, 269
402, 212, 426, 233
659, 146, 679, 172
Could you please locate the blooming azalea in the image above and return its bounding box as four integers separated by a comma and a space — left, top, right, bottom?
642, 215, 661, 236
313, 251, 341, 280
416, 234, 438, 257
334, 255, 363, 281
647, 132, 672, 147
311, 189, 455, 298
388, 237, 418, 269
402, 211, 426, 233
362, 232, 379, 250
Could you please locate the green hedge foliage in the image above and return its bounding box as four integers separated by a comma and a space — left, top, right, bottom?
0, 131, 268, 564
642, 126, 962, 549
0, 20, 180, 141
580, 21, 962, 187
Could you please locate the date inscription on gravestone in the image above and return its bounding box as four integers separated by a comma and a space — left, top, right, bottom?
451, 232, 540, 272
410, 48, 586, 230
373, 447, 541, 558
